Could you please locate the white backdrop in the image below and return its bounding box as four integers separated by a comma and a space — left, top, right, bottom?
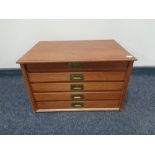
0, 19, 155, 68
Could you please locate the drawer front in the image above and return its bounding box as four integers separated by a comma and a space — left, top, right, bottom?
36, 100, 120, 109
33, 91, 122, 101
31, 82, 124, 92
26, 61, 128, 72
29, 71, 125, 82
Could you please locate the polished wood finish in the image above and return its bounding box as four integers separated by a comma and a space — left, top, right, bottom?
28, 71, 126, 82
17, 40, 136, 112
36, 100, 120, 109
33, 91, 122, 101
17, 40, 136, 63
20, 64, 36, 111
119, 61, 134, 110
31, 82, 124, 92
26, 61, 128, 72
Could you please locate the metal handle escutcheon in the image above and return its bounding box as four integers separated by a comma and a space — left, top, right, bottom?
69, 62, 84, 69
70, 74, 84, 81
72, 102, 84, 108
71, 94, 84, 100
71, 84, 84, 90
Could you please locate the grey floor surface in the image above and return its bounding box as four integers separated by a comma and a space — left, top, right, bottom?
0, 68, 155, 134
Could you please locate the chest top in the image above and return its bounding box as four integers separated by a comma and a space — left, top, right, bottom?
17, 40, 137, 64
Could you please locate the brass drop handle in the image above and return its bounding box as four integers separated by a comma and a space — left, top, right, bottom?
71, 84, 84, 90
71, 94, 84, 100
72, 102, 84, 108
70, 74, 84, 81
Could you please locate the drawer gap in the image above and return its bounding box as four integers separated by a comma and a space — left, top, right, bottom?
30, 80, 125, 83
34, 99, 121, 102
32, 90, 123, 93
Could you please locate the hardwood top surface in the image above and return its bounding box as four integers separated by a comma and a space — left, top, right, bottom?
17, 40, 137, 63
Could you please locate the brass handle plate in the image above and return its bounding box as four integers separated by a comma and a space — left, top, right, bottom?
72, 102, 84, 108
70, 74, 84, 81
69, 62, 84, 69
71, 84, 84, 90
71, 94, 84, 100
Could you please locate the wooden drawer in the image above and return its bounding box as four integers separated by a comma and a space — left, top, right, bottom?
31, 82, 124, 92
33, 91, 122, 101
36, 100, 120, 110
26, 61, 128, 72
28, 71, 125, 82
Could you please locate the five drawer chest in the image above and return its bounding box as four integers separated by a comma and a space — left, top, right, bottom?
17, 40, 137, 112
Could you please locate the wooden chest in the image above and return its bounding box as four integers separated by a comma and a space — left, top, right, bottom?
17, 40, 137, 112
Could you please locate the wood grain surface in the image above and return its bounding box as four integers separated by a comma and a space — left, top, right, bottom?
33, 91, 122, 101
36, 100, 120, 109
17, 40, 136, 112
17, 40, 137, 63
26, 61, 128, 72
31, 82, 124, 92
28, 71, 126, 82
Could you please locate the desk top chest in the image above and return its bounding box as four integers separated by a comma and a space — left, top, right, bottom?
17, 40, 137, 112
